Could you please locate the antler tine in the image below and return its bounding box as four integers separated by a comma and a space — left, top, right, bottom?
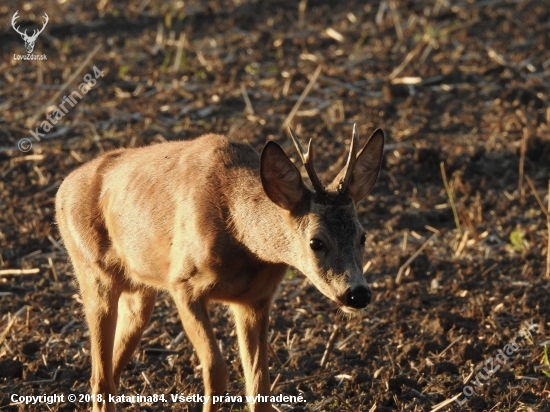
29, 13, 48, 40
304, 138, 325, 193
40, 13, 49, 31
11, 11, 25, 36
288, 127, 325, 194
340, 123, 359, 193
288, 127, 306, 158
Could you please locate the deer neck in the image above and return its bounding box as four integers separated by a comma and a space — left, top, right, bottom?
228, 181, 297, 265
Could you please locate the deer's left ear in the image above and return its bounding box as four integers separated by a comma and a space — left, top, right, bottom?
348, 129, 385, 203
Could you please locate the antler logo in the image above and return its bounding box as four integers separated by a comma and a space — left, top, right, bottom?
12, 11, 49, 54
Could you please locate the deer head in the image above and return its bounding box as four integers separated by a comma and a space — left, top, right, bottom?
260, 125, 385, 313
12, 11, 49, 54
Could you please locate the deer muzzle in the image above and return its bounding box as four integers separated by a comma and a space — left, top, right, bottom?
341, 285, 371, 309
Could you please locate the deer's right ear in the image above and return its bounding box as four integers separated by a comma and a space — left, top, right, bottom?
260, 141, 306, 211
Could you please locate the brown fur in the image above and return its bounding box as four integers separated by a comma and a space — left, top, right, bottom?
56, 129, 384, 412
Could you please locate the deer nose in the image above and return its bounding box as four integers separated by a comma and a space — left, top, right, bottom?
344, 286, 371, 309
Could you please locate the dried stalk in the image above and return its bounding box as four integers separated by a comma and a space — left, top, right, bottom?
519, 128, 529, 200
241, 86, 255, 116
524, 176, 550, 278
430, 394, 463, 412
25, 44, 102, 128
283, 64, 322, 128
48, 257, 59, 282
389, 34, 428, 80
0, 306, 27, 346
525, 176, 550, 219
396, 233, 437, 284
440, 162, 462, 234
320, 326, 340, 368
0, 268, 40, 276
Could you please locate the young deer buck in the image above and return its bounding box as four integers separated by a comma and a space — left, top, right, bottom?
56, 124, 384, 412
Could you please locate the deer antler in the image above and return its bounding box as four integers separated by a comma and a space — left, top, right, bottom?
11, 11, 48, 40
11, 11, 25, 37
287, 127, 325, 194
340, 123, 359, 194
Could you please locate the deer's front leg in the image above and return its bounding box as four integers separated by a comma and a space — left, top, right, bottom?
232, 299, 273, 412
171, 285, 228, 412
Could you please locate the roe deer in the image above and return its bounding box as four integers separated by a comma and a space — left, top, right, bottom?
55, 124, 384, 412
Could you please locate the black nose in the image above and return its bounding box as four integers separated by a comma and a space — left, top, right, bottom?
345, 286, 371, 309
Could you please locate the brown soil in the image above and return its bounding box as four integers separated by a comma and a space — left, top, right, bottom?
1, 0, 549, 411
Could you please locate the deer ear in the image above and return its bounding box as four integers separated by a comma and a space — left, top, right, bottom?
260, 141, 306, 211
348, 129, 385, 203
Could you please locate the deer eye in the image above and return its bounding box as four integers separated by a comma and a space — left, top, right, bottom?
309, 238, 324, 251
360, 233, 367, 246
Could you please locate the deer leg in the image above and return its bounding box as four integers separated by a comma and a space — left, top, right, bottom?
112, 286, 157, 387
74, 259, 122, 412
171, 285, 228, 412
232, 299, 273, 412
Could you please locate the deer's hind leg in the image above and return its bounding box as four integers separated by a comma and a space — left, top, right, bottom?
112, 286, 157, 387
72, 258, 123, 412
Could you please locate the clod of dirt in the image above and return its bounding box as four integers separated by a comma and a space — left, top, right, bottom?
352, 371, 371, 384
396, 343, 420, 366
460, 342, 484, 363
22, 341, 41, 356
387, 374, 422, 394
58, 368, 81, 382
434, 361, 459, 375
494, 370, 515, 382
437, 311, 478, 332
420, 333, 449, 356
0, 390, 11, 407
415, 147, 441, 164
0, 359, 23, 379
